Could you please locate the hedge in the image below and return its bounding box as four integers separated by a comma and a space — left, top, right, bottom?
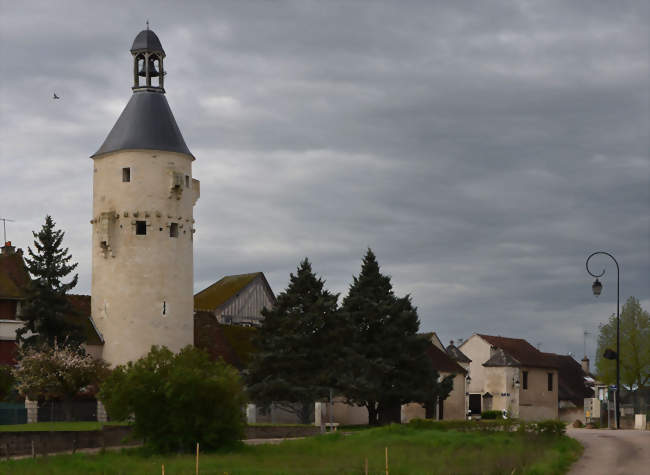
408, 418, 566, 436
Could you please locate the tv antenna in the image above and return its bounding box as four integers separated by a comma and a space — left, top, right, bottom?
583, 330, 591, 358
0, 218, 14, 243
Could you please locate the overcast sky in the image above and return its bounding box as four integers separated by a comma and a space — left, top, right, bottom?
1, 0, 648, 362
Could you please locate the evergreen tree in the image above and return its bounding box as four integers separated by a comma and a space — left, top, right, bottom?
246, 258, 340, 423
17, 215, 84, 348
340, 249, 449, 425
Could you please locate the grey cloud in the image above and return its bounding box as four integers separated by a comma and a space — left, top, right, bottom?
0, 0, 647, 364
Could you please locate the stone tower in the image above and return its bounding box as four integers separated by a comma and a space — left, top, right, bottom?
91, 28, 199, 366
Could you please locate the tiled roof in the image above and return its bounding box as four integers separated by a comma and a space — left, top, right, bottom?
542, 353, 594, 404
426, 343, 467, 374
66, 295, 104, 346
0, 250, 30, 299
483, 347, 521, 367
194, 273, 264, 311
446, 342, 471, 363
477, 334, 558, 369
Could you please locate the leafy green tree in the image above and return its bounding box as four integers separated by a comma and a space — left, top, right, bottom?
17, 215, 84, 348
339, 249, 451, 425
596, 296, 649, 389
99, 345, 246, 453
246, 258, 340, 424
0, 366, 15, 401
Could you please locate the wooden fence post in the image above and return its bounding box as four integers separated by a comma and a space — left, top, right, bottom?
385, 446, 389, 475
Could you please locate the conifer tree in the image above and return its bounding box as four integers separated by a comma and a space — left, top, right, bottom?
246, 258, 340, 423
17, 215, 84, 349
340, 249, 448, 425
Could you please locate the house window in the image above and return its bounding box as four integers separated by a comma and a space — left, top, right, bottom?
548, 373, 553, 391
169, 223, 178, 238
185, 175, 190, 188
122, 167, 131, 182
135, 220, 147, 235
522, 371, 528, 390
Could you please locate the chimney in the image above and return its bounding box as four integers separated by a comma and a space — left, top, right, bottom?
1, 241, 15, 255
581, 356, 590, 374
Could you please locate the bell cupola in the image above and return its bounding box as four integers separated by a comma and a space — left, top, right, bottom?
131, 26, 165, 92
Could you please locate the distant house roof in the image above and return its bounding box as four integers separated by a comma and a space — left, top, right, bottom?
426, 343, 467, 374
0, 247, 30, 299
446, 342, 471, 363
194, 272, 273, 311
66, 295, 104, 346
483, 347, 521, 367
194, 311, 257, 369
477, 334, 558, 369
542, 353, 594, 404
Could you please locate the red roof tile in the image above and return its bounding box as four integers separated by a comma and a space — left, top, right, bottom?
477, 334, 558, 369
426, 344, 467, 374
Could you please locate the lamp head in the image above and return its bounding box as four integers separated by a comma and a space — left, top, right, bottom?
592, 278, 602, 296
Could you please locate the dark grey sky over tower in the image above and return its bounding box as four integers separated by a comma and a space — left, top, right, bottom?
0, 0, 648, 362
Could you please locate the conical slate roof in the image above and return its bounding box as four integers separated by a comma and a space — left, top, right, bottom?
92, 91, 193, 159
131, 29, 164, 54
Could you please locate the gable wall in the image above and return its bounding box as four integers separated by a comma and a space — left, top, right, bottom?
519, 367, 558, 420
460, 335, 491, 394
216, 277, 273, 324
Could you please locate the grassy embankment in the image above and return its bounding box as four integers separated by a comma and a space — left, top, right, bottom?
0, 424, 581, 474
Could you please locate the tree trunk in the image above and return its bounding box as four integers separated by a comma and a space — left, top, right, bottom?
367, 401, 380, 426
378, 400, 401, 425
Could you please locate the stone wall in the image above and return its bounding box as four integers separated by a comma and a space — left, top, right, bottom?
0, 426, 138, 457
244, 425, 320, 439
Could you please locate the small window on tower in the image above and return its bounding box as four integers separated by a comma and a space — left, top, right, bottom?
122, 167, 131, 182
169, 223, 178, 238
185, 175, 189, 188
135, 220, 147, 235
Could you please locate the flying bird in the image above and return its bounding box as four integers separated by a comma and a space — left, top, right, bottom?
53, 92, 60, 99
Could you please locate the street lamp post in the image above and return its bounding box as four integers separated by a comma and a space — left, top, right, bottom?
585, 251, 620, 429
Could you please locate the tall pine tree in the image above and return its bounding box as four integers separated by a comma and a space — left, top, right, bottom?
340, 249, 448, 425
246, 258, 340, 423
17, 215, 84, 349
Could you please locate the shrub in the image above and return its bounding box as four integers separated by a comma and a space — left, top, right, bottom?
480, 410, 502, 419
0, 366, 15, 401
408, 418, 566, 436
99, 345, 246, 453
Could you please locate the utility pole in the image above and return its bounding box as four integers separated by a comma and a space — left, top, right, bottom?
583, 330, 591, 358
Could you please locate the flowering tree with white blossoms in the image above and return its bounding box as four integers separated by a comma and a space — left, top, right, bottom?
12, 343, 109, 403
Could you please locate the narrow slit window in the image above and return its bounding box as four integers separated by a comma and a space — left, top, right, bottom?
522, 371, 528, 390
547, 373, 553, 391
135, 220, 147, 235
169, 223, 178, 238
185, 175, 190, 188
122, 167, 131, 182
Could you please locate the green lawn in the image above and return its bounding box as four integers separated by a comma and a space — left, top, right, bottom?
0, 421, 128, 432
0, 424, 582, 474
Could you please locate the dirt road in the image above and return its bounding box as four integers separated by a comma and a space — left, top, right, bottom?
567, 428, 650, 475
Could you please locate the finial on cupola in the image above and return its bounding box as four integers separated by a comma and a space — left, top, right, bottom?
131, 26, 166, 93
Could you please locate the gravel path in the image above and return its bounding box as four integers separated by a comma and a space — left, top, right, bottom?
567, 428, 650, 475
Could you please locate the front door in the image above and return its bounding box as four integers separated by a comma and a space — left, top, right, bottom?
469, 394, 481, 415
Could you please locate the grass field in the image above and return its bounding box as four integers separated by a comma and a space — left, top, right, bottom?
0, 424, 582, 474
